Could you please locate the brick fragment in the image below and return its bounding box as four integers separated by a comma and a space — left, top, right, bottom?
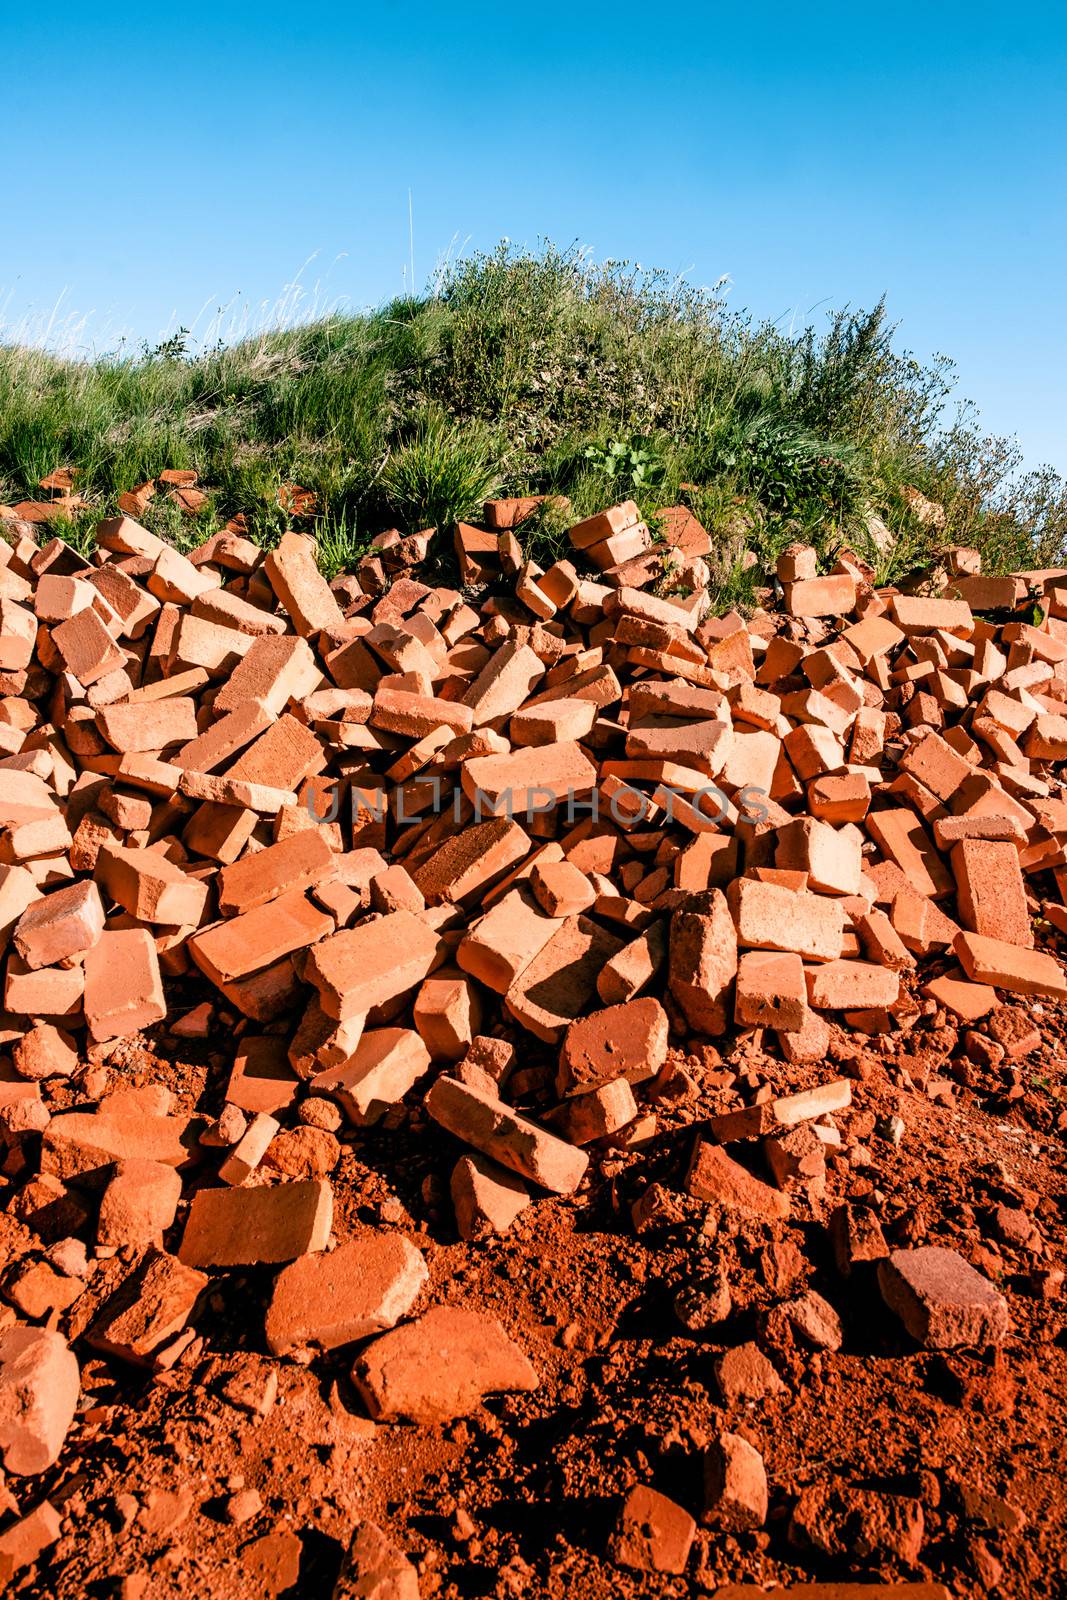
51, 607, 125, 685
705, 1432, 768, 1530
87, 1248, 208, 1365
669, 888, 738, 1034
352, 1305, 538, 1423
265, 1233, 428, 1356
0, 1327, 79, 1475
806, 959, 900, 1010
557, 997, 668, 1097
312, 1027, 432, 1124
609, 1485, 696, 1576
0, 1500, 61, 1581
457, 887, 562, 993
685, 1140, 790, 1219
556, 1077, 638, 1144
11, 1021, 78, 1080
735, 950, 808, 1030
530, 858, 595, 916
179, 1179, 333, 1267
505, 913, 624, 1042
96, 842, 208, 925
730, 878, 846, 961
13, 879, 104, 970
97, 1159, 182, 1248
425, 1075, 588, 1193
878, 1246, 1010, 1347
451, 1154, 530, 1240
413, 970, 481, 1059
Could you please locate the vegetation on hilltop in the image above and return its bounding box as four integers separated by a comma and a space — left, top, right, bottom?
1, 243, 1064, 605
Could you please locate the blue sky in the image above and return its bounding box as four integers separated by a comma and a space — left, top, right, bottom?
4, 1, 1065, 471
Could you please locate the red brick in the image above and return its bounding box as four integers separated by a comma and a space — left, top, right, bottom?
878, 1246, 1009, 1347
263, 531, 345, 638
189, 890, 333, 987
685, 1140, 790, 1220
558, 997, 668, 1096
951, 838, 1031, 948
9, 866, 96, 963
425, 1074, 588, 1193
462, 740, 598, 818
784, 575, 857, 618
729, 879, 846, 961
96, 842, 209, 926
867, 808, 953, 899
312, 1027, 432, 1124
505, 913, 624, 1042
807, 958, 900, 1010
735, 950, 808, 1030
669, 889, 738, 1034
84, 928, 166, 1041
216, 829, 337, 916
96, 697, 198, 754
954, 930, 1067, 999
451, 1153, 530, 1239
889, 593, 974, 637
457, 887, 563, 993
305, 911, 441, 1021
412, 817, 530, 906
178, 1178, 333, 1267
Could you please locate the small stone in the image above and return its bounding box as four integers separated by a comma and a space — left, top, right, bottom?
224, 1488, 263, 1525
674, 1270, 732, 1332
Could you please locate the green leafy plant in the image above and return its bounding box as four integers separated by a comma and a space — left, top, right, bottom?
583, 435, 667, 493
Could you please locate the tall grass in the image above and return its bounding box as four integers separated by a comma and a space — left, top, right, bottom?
1, 242, 1064, 599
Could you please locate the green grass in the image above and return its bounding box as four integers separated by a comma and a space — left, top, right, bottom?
2, 241, 1064, 603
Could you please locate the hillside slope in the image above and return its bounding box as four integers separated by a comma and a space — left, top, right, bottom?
2, 244, 1065, 606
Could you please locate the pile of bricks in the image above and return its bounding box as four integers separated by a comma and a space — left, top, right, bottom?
0, 492, 1065, 1580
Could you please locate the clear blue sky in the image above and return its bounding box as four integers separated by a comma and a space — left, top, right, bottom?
4, 1, 1065, 472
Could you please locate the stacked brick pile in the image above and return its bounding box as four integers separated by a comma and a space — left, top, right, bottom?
0, 494, 1065, 1587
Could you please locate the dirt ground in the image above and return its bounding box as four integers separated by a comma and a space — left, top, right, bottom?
10, 937, 1067, 1600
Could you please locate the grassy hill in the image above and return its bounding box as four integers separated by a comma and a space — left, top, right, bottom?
2, 242, 1064, 605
